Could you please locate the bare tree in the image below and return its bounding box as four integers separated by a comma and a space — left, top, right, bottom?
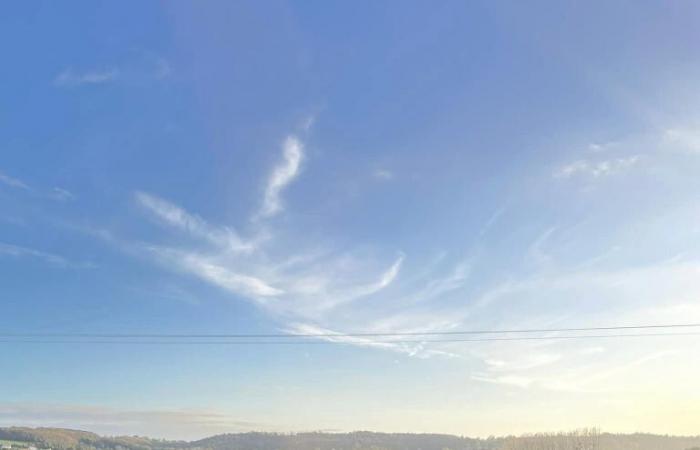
500, 429, 600, 450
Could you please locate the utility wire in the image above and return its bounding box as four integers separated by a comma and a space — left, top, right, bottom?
1, 323, 699, 339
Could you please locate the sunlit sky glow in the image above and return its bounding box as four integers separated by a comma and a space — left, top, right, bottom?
2, 0, 700, 440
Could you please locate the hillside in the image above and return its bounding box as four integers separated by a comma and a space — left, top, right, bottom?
193, 432, 499, 450
0, 428, 185, 450
1, 427, 699, 450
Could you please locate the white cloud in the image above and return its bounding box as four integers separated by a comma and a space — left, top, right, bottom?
51, 187, 75, 201
401, 261, 471, 306
372, 168, 394, 181
286, 322, 399, 351
0, 172, 30, 190
349, 254, 404, 298
132, 188, 411, 326
147, 247, 283, 299
126, 131, 422, 341
118, 121, 700, 368
0, 242, 91, 269
308, 254, 405, 313
664, 126, 700, 153
135, 191, 254, 253
54, 68, 118, 87
478, 207, 506, 238
0, 173, 77, 201
258, 136, 304, 219
472, 350, 679, 394
285, 322, 458, 359
179, 254, 283, 298
587, 140, 620, 153
554, 155, 640, 179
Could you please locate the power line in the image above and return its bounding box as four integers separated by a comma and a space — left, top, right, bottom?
1, 323, 699, 339
1, 331, 699, 345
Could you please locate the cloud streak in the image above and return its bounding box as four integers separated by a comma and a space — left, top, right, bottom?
0, 172, 30, 190
148, 247, 284, 298
51, 187, 75, 201
258, 136, 304, 219
119, 120, 700, 374
664, 126, 700, 153
135, 191, 254, 253
347, 254, 404, 299
0, 171, 75, 202
54, 68, 118, 87
554, 155, 640, 179
0, 403, 262, 440
372, 168, 394, 181
0, 242, 91, 269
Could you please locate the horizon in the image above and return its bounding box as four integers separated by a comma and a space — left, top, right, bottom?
2, 426, 700, 442
2, 0, 700, 442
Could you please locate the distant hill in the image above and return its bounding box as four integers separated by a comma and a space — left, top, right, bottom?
0, 428, 185, 450
193, 431, 498, 450
1, 427, 700, 450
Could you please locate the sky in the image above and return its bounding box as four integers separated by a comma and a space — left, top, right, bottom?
2, 0, 700, 440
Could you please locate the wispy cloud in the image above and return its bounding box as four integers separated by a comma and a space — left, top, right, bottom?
0, 403, 262, 440
528, 227, 557, 266
554, 122, 700, 182
0, 172, 77, 202
54, 68, 118, 87
348, 254, 404, 299
372, 168, 394, 181
131, 190, 415, 336
285, 322, 458, 359
401, 261, 471, 306
664, 126, 700, 153
54, 55, 173, 88
471, 350, 676, 394
124, 171, 700, 368
554, 155, 640, 179
478, 207, 506, 238
115, 120, 700, 368
50, 187, 75, 201
0, 242, 92, 269
257, 136, 304, 219
147, 247, 283, 299
135, 191, 255, 253
0, 171, 30, 190
587, 142, 617, 153
310, 254, 406, 312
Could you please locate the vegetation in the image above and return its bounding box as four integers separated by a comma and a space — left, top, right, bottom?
500, 429, 600, 450
193, 431, 497, 450
1, 428, 699, 450
1, 440, 33, 449
0, 429, 185, 450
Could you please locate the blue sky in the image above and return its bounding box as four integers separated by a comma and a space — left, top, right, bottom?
2, 0, 700, 440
